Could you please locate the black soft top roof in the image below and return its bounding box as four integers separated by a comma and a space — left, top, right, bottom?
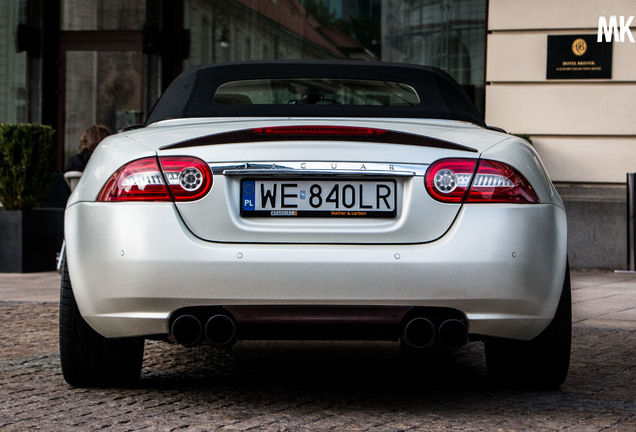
145, 60, 485, 127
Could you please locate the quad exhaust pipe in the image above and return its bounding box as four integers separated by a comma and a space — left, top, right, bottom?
402, 317, 436, 349
171, 313, 237, 347
171, 314, 204, 347
437, 318, 468, 348
172, 310, 467, 349
205, 314, 237, 347
402, 317, 468, 349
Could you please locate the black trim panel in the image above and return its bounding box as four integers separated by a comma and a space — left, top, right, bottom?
159, 128, 478, 152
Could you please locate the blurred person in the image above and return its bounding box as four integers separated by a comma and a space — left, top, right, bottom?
65, 125, 111, 172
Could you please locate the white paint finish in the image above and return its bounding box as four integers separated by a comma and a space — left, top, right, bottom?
65, 202, 567, 340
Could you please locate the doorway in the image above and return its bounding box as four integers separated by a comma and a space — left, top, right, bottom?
57, 0, 148, 170
61, 49, 146, 167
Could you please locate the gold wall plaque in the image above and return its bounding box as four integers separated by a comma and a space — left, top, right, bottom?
547, 34, 612, 79
571, 38, 587, 56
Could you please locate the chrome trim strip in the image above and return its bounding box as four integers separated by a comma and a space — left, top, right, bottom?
210, 162, 428, 176
223, 169, 415, 177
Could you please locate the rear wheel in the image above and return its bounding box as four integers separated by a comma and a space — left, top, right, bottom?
485, 262, 571, 389
59, 258, 144, 387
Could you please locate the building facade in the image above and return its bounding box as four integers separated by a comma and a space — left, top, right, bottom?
486, 0, 636, 268
1, 0, 634, 268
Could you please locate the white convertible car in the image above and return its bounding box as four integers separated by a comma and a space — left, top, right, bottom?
60, 61, 570, 388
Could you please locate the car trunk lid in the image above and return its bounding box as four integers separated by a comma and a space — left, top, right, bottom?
147, 119, 493, 245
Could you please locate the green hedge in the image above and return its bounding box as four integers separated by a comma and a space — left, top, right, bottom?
512, 133, 533, 145
0, 123, 56, 210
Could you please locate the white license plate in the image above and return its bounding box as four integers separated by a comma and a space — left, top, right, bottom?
241, 179, 397, 217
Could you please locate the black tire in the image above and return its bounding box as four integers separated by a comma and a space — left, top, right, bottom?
485, 262, 572, 390
59, 258, 144, 387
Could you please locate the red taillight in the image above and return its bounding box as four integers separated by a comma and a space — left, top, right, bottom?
466, 160, 539, 204
425, 159, 477, 203
97, 156, 212, 202
97, 158, 171, 202
251, 126, 386, 136
425, 158, 539, 204
159, 157, 213, 201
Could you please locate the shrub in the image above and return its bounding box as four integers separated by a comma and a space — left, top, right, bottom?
512, 133, 533, 145
0, 123, 56, 210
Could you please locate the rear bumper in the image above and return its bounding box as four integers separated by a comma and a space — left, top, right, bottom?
65, 202, 568, 341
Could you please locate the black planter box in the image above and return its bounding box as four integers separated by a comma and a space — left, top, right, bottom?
0, 208, 64, 273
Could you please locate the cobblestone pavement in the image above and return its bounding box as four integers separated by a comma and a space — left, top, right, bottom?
1, 272, 635, 431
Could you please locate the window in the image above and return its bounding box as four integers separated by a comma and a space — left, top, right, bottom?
214, 78, 420, 106
61, 0, 145, 30
183, 0, 485, 112
0, 1, 28, 123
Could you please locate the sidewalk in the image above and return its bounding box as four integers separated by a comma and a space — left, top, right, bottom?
570, 270, 636, 330
1, 270, 636, 330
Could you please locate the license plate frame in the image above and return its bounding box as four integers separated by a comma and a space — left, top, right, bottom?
240, 178, 397, 218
